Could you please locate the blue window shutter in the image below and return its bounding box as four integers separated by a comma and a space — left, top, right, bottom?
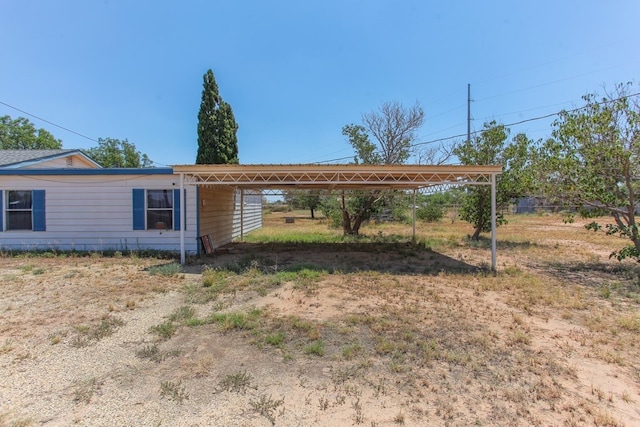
0, 190, 3, 232
173, 189, 185, 231
132, 189, 145, 230
32, 190, 46, 231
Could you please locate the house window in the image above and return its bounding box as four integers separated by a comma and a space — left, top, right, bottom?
146, 190, 173, 230
6, 190, 33, 230
132, 188, 182, 231
1, 190, 45, 232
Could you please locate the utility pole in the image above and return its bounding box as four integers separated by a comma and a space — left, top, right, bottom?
467, 83, 471, 143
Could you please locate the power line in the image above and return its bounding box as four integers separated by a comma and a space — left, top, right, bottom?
307, 156, 353, 164
411, 91, 640, 148
0, 100, 99, 143
305, 91, 640, 164
475, 99, 582, 124
474, 67, 619, 103
471, 40, 626, 88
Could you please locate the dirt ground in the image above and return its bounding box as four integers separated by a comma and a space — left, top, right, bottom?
1, 214, 640, 426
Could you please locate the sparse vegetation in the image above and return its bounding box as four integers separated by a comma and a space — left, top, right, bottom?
73, 377, 99, 404
70, 315, 124, 348
0, 339, 13, 354
169, 305, 196, 323
136, 343, 181, 362
249, 394, 285, 425
303, 340, 325, 357
2, 212, 640, 426
149, 320, 177, 340
159, 380, 189, 403
149, 262, 183, 277
218, 370, 253, 393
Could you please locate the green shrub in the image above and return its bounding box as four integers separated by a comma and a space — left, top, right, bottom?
149, 262, 183, 277
150, 321, 177, 340
304, 340, 325, 356
416, 204, 445, 222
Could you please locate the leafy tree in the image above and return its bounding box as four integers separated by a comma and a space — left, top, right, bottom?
416, 203, 445, 223
283, 190, 322, 219
454, 121, 535, 239
339, 101, 425, 235
86, 138, 153, 168
196, 69, 239, 164
0, 115, 62, 149
539, 82, 640, 261
415, 190, 465, 223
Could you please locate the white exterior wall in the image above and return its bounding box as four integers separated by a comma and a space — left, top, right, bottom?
232, 190, 262, 239
0, 174, 198, 253
198, 186, 262, 250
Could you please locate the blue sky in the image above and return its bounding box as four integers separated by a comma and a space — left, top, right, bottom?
1, 1, 638, 166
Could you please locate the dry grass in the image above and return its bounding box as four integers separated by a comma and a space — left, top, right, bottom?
1, 212, 639, 426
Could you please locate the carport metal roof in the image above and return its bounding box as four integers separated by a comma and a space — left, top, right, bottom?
172, 164, 501, 190
172, 164, 502, 268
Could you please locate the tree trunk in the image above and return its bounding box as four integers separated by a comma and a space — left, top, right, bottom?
350, 195, 377, 235
341, 192, 354, 235
471, 226, 482, 240
351, 215, 365, 235
342, 209, 354, 235
310, 208, 315, 219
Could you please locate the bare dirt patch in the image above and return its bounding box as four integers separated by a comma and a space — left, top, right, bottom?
1, 214, 640, 426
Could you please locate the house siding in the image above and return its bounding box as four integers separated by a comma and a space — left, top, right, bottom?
198, 187, 262, 250
22, 155, 98, 169
233, 190, 262, 239
0, 174, 198, 253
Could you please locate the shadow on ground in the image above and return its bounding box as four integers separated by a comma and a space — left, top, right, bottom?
465, 235, 544, 250
191, 241, 481, 275
537, 260, 640, 295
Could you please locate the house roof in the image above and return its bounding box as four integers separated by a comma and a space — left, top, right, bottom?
0, 149, 101, 169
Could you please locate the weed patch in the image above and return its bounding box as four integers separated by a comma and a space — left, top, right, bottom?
73, 377, 99, 404
303, 340, 325, 356
265, 331, 285, 347
207, 309, 263, 331
149, 262, 183, 277
169, 305, 196, 323
617, 314, 640, 333
71, 315, 124, 348
150, 321, 177, 340
218, 370, 253, 393
136, 344, 181, 362
249, 394, 285, 425
159, 380, 189, 403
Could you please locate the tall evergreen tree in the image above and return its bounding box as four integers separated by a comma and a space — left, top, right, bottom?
196, 69, 239, 164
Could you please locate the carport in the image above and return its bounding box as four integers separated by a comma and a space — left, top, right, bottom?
172, 164, 502, 269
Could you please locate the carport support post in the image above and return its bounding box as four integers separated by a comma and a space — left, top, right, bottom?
240, 189, 245, 241
180, 173, 185, 265
412, 189, 417, 243
491, 173, 497, 272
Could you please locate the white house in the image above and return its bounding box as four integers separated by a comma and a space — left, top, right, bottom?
0, 150, 262, 254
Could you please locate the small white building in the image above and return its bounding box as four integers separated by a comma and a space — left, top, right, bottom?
0, 150, 262, 254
